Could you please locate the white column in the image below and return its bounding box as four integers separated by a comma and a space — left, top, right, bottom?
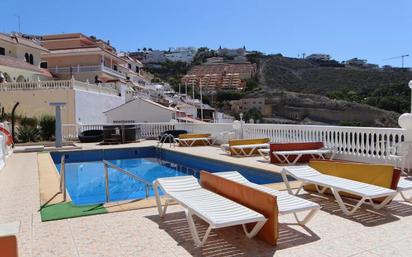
50, 102, 66, 148
398, 80, 412, 171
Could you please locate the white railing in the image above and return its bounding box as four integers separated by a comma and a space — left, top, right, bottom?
48, 65, 102, 74
0, 79, 120, 96
64, 122, 175, 141
177, 123, 406, 163
63, 122, 407, 163
140, 123, 175, 138
0, 80, 72, 91
48, 64, 126, 79
62, 124, 79, 141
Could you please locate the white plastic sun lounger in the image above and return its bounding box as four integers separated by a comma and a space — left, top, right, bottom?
175, 137, 215, 147
215, 171, 320, 225
258, 148, 270, 160
397, 177, 412, 202
281, 166, 397, 215
228, 143, 269, 156
153, 176, 267, 247
272, 148, 334, 165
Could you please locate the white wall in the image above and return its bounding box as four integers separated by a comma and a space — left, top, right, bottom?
105, 98, 174, 123
74, 89, 124, 124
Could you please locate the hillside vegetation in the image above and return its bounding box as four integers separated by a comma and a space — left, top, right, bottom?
259, 56, 412, 114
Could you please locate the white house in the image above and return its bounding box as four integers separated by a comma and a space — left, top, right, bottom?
306, 53, 331, 61
165, 47, 197, 63
104, 97, 185, 123
0, 33, 53, 82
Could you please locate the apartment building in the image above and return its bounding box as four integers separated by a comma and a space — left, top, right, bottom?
0, 33, 52, 82
181, 61, 257, 92
230, 97, 271, 116
41, 33, 128, 83
117, 52, 146, 87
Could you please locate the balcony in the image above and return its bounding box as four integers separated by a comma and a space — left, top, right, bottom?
48, 64, 126, 80
0, 79, 120, 96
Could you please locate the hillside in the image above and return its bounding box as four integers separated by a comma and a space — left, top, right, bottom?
246, 90, 400, 127
259, 55, 412, 95
255, 55, 412, 117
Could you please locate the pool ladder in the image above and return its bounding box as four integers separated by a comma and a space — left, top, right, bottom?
102, 160, 152, 203
157, 134, 176, 149
156, 134, 176, 161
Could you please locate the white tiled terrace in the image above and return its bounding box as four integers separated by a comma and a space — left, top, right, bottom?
1, 141, 412, 257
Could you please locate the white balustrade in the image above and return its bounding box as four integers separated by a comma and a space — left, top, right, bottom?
243, 124, 405, 163
0, 79, 120, 96
62, 124, 79, 141
63, 122, 406, 163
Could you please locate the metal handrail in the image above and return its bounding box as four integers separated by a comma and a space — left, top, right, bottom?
157, 133, 176, 148
102, 160, 151, 202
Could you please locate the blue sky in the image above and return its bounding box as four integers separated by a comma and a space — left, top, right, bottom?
1, 0, 411, 66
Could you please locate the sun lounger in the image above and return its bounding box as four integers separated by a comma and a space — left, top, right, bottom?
153, 176, 267, 247
258, 148, 270, 160
175, 137, 214, 146
273, 148, 335, 165
215, 171, 320, 225
281, 166, 397, 215
175, 133, 215, 147
231, 143, 269, 156
397, 177, 412, 202
221, 138, 270, 156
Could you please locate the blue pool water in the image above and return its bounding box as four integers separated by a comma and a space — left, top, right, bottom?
51, 147, 282, 205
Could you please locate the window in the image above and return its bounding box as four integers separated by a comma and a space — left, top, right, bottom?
113, 65, 117, 71
0, 47, 5, 55
24, 53, 29, 62
29, 54, 34, 65
135, 66, 139, 73
128, 63, 132, 69
40, 62, 48, 69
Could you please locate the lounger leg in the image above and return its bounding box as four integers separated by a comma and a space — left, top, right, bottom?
291, 154, 303, 165
400, 191, 412, 202
281, 171, 294, 194
370, 195, 396, 209
185, 210, 213, 247
185, 210, 202, 246
274, 153, 288, 164
241, 220, 266, 238
331, 189, 366, 215
293, 208, 319, 226
231, 147, 241, 156
314, 184, 328, 194
330, 151, 335, 160
153, 182, 165, 217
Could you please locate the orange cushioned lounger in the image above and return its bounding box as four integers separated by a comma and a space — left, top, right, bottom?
228, 138, 270, 156
200, 170, 279, 246
178, 133, 211, 146
270, 142, 324, 164
305, 160, 401, 203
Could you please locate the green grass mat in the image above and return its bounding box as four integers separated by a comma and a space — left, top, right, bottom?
41, 202, 107, 221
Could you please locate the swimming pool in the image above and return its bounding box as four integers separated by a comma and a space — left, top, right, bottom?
51, 147, 282, 205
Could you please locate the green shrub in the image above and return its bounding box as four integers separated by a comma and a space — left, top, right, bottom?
20, 116, 38, 128
17, 125, 39, 142
39, 115, 55, 141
